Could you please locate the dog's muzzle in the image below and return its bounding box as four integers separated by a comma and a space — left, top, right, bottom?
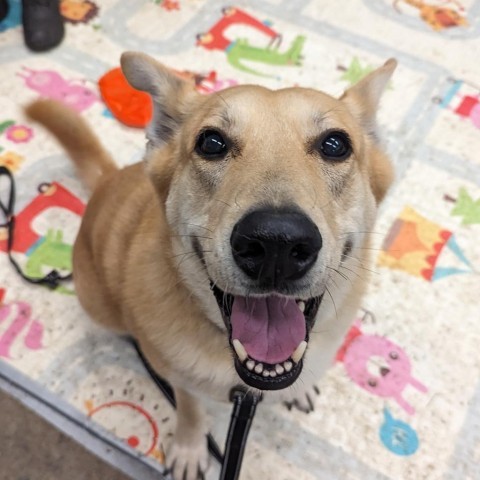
207, 207, 324, 390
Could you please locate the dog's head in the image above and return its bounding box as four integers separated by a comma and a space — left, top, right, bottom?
121, 52, 395, 391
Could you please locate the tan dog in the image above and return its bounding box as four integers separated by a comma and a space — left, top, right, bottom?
26, 53, 396, 480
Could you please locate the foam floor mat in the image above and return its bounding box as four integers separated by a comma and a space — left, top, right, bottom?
1, 1, 480, 479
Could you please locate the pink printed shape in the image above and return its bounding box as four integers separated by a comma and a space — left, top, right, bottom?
0, 301, 43, 358
17, 67, 67, 95
18, 67, 98, 112
470, 103, 480, 129
24, 320, 44, 350
60, 83, 98, 111
343, 334, 427, 415
0, 302, 30, 358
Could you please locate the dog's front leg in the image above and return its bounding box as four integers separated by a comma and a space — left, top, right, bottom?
167, 387, 209, 480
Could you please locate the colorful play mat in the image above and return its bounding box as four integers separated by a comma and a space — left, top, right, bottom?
1, 1, 480, 479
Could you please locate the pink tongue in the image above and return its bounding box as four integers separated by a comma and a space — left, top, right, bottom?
231, 296, 305, 364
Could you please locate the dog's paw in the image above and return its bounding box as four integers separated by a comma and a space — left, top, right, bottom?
166, 438, 209, 480
284, 384, 320, 414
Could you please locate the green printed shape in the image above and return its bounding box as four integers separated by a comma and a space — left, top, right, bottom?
226, 35, 305, 77
0, 120, 15, 134
451, 187, 480, 225
340, 57, 374, 86
26, 229, 75, 294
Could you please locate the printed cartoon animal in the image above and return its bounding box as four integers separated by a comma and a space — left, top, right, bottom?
60, 0, 99, 24
393, 0, 468, 30
18, 67, 98, 112
342, 331, 427, 414
196, 7, 305, 76
26, 53, 396, 480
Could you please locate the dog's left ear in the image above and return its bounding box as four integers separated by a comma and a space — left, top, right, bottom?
340, 58, 396, 132
121, 51, 197, 147
341, 59, 397, 204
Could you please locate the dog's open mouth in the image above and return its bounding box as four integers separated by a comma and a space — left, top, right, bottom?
211, 284, 323, 391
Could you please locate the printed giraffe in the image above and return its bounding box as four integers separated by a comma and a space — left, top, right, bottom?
393, 0, 468, 30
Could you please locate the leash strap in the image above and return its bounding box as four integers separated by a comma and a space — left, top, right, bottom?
0, 166, 72, 289
132, 339, 261, 480
219, 388, 261, 480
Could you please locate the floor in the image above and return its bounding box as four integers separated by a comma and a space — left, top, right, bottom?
0, 389, 131, 480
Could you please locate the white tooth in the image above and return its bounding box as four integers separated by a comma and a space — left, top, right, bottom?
232, 339, 248, 362
262, 370, 270, 377
270, 370, 277, 378
246, 360, 255, 371
284, 361, 293, 372
292, 341, 308, 364
297, 301, 305, 313
275, 364, 285, 375
254, 363, 263, 374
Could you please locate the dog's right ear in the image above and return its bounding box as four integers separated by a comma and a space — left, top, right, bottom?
121, 52, 196, 147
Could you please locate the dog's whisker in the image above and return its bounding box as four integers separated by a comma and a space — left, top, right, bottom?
352, 246, 388, 252
337, 264, 362, 279
168, 250, 213, 260
169, 250, 198, 260
213, 91, 230, 110
170, 234, 213, 240
177, 222, 214, 233
176, 252, 198, 270
338, 231, 387, 236
340, 253, 363, 263
341, 263, 379, 276
309, 326, 333, 335
325, 286, 338, 323
327, 275, 340, 290
168, 272, 196, 291
326, 266, 350, 283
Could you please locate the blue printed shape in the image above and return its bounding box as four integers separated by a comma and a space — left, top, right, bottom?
380, 409, 419, 456
0, 0, 21, 33
102, 107, 114, 119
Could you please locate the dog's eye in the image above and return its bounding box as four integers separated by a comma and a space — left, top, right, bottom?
318, 131, 352, 161
195, 130, 228, 158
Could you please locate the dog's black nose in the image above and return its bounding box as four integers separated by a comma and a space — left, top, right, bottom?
230, 209, 322, 285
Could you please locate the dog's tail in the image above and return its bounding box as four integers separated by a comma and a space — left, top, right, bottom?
25, 99, 117, 191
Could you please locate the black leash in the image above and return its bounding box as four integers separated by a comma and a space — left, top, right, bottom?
220, 388, 260, 480
133, 339, 262, 480
1, 165, 261, 479
0, 166, 72, 289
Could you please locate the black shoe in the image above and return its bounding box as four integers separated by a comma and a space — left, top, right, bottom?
0, 0, 9, 22
22, 0, 64, 52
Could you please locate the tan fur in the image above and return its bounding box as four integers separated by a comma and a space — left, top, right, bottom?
26, 54, 396, 480
25, 99, 117, 191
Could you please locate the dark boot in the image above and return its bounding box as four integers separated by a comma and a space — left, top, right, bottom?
22, 0, 64, 52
